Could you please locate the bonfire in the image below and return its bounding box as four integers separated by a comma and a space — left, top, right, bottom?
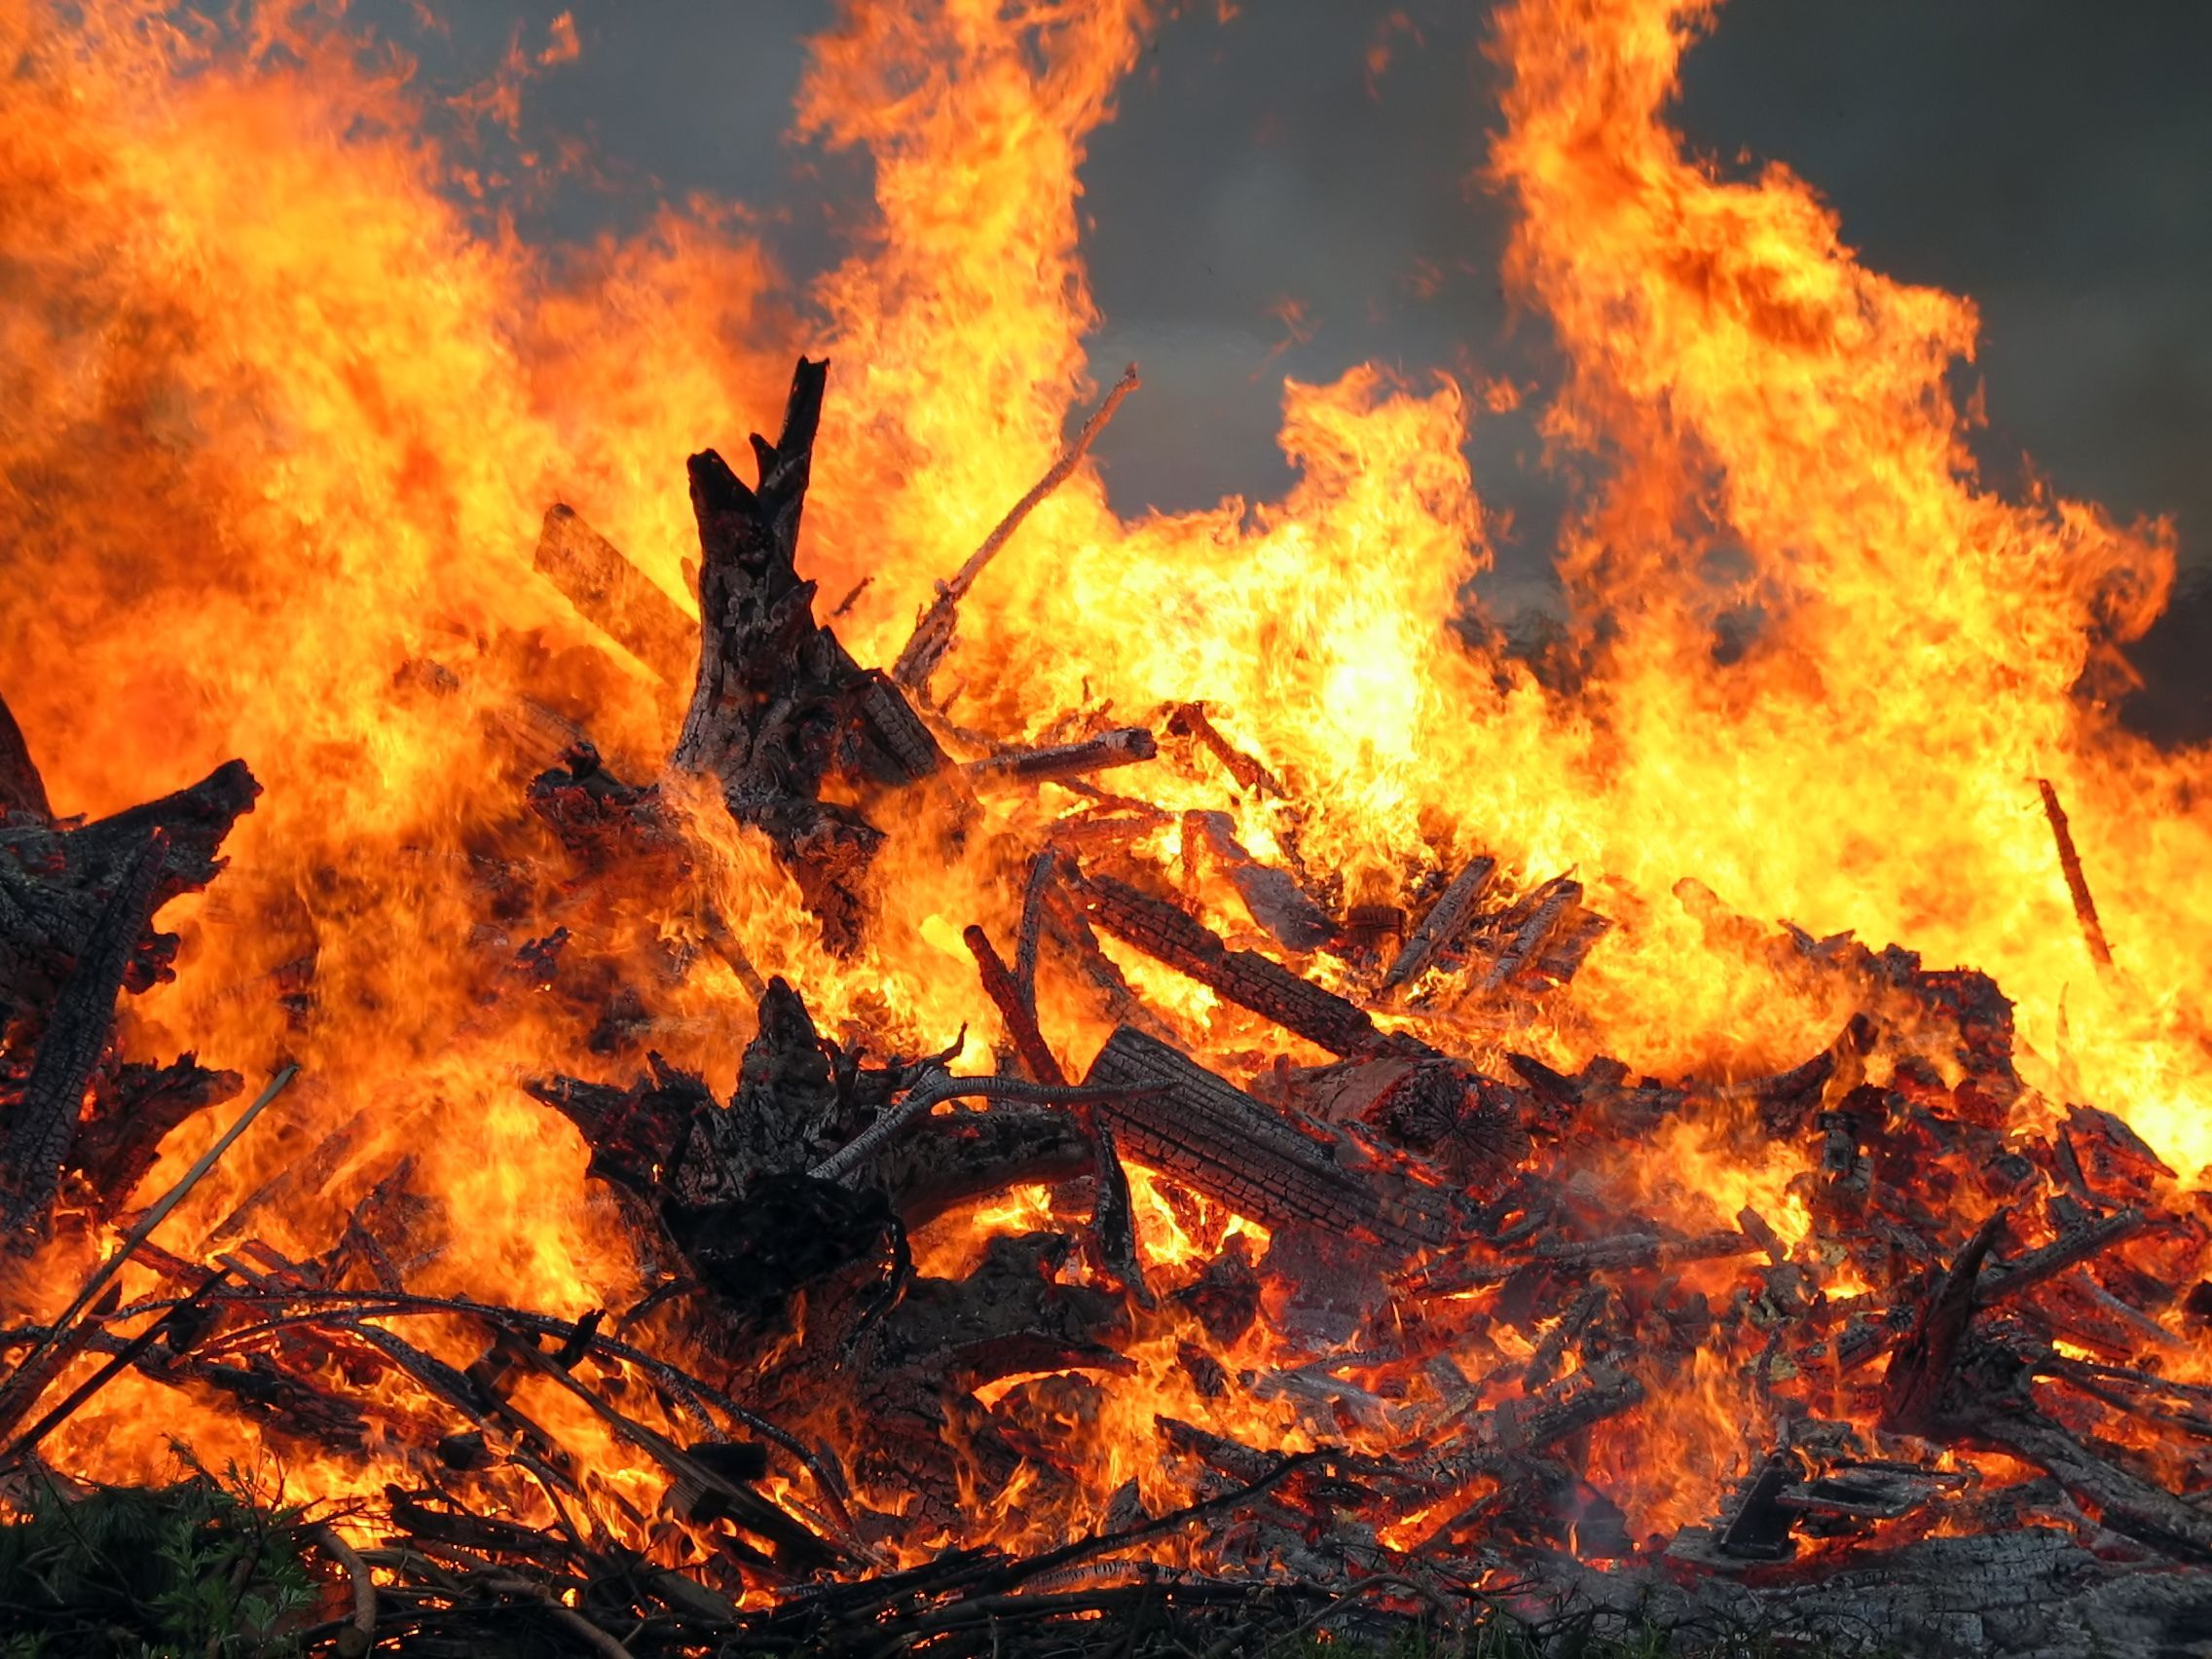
0, 2, 2207, 1656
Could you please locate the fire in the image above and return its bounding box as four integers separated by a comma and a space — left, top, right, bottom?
0, 0, 2208, 1608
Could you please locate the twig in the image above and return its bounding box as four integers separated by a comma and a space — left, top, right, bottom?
892, 363, 1140, 692
0, 1066, 294, 1422
2037, 778, 2114, 969
0, 1269, 235, 1466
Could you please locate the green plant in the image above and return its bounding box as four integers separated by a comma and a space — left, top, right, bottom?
0, 1464, 316, 1657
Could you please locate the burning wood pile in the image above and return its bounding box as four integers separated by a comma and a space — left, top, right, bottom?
4, 360, 2212, 1658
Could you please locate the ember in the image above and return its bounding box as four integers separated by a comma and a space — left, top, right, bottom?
0, 0, 2209, 1655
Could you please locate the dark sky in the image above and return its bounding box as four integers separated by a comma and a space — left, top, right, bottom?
414, 0, 2212, 737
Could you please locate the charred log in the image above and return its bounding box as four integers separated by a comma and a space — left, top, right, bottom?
1077, 870, 1397, 1057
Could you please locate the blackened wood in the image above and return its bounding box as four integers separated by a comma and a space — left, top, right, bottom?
1089, 1120, 1153, 1308
2, 829, 169, 1231
0, 690, 47, 822
1186, 811, 1333, 952
1880, 1209, 2007, 1435
66, 1054, 242, 1215
1079, 871, 1392, 1058
1381, 856, 1495, 994
535, 503, 696, 682
1083, 1026, 1442, 1247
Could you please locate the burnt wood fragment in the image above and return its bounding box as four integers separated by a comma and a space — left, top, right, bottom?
1077, 871, 1396, 1058
1083, 1026, 1446, 1248
0, 690, 47, 822
1, 829, 170, 1232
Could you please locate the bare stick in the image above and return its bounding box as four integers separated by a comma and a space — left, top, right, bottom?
892, 364, 1140, 692
2037, 778, 2114, 969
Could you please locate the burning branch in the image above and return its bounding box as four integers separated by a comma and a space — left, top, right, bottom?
892, 363, 1140, 696
2037, 777, 2114, 969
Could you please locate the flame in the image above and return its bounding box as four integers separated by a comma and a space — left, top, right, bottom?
0, 0, 2208, 1584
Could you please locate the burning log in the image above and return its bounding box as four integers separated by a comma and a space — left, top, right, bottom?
1076, 869, 1398, 1057
968, 725, 1158, 784
1083, 1025, 1451, 1249
534, 502, 696, 685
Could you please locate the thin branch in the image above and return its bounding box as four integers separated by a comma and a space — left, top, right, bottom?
892, 364, 1140, 692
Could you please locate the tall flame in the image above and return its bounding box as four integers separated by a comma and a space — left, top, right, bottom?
0, 0, 2205, 1555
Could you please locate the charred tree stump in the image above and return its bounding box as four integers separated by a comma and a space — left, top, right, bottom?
671, 358, 946, 952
